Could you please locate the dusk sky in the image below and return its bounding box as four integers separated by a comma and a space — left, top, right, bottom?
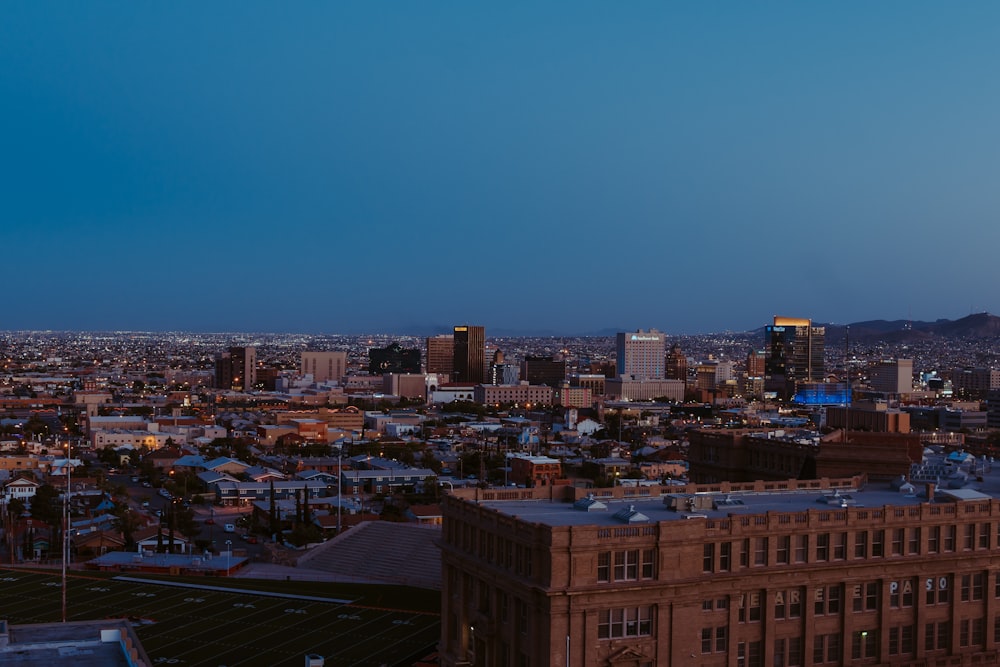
3, 4, 1000, 335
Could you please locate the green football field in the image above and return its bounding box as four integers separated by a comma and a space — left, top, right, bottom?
0, 569, 440, 666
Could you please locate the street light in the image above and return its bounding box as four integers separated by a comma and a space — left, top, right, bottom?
225, 539, 232, 575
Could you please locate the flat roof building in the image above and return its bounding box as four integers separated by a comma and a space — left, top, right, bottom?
440, 449, 1000, 666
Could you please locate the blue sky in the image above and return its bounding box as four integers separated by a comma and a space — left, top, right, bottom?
3, 3, 1000, 335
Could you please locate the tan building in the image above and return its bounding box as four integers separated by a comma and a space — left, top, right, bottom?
383, 373, 429, 400
827, 402, 911, 433
557, 385, 593, 409
300, 351, 347, 384
605, 378, 684, 402
474, 383, 555, 407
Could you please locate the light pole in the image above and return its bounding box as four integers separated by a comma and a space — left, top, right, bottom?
62, 438, 71, 623
225, 539, 232, 575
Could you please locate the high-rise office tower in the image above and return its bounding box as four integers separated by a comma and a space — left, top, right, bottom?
869, 359, 914, 395
746, 349, 766, 378
521, 356, 566, 386
764, 316, 825, 399
215, 346, 257, 391
301, 351, 347, 384
426, 335, 455, 376
616, 329, 665, 380
368, 342, 421, 375
665, 343, 688, 381
452, 325, 485, 384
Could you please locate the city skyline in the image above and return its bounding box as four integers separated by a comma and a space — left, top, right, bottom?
4, 4, 1000, 334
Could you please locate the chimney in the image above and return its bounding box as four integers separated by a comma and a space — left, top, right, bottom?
926, 483, 935, 503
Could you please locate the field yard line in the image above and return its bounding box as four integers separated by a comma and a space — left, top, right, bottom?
112, 576, 354, 604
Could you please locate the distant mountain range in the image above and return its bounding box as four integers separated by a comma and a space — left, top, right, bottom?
822, 313, 1000, 343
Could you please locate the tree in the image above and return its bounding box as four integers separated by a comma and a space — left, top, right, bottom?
30, 484, 61, 527
268, 480, 278, 535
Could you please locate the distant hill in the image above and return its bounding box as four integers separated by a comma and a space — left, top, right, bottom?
824, 313, 1000, 343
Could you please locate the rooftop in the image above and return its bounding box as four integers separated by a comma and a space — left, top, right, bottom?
0, 618, 150, 667
472, 449, 1000, 528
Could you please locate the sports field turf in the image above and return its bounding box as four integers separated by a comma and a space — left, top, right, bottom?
0, 568, 440, 666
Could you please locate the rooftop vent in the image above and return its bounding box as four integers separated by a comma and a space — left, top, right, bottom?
573, 494, 608, 512
613, 504, 650, 524
712, 494, 746, 510
817, 490, 856, 506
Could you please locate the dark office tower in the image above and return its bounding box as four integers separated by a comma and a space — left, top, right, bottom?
521, 355, 566, 386
452, 325, 485, 384
368, 342, 421, 375
665, 343, 688, 381
426, 335, 455, 376
764, 316, 824, 399
214, 346, 257, 392
746, 349, 766, 378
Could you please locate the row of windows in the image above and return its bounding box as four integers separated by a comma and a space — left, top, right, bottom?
597, 548, 655, 582
449, 521, 534, 577
704, 618, 997, 667
704, 523, 997, 573
597, 606, 652, 639
730, 577, 966, 625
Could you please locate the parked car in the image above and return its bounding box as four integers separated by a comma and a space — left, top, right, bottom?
224, 523, 236, 533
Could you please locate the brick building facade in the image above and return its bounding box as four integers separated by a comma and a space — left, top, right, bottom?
441, 471, 1000, 666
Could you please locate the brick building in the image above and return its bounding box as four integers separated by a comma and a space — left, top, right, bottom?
441, 464, 1000, 666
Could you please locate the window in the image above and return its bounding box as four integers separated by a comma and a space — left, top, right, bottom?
891, 528, 904, 555
928, 526, 940, 553
702, 599, 713, 611
776, 535, 790, 564
833, 532, 847, 560
641, 548, 655, 578
703, 543, 715, 573
979, 522, 991, 549
973, 617, 985, 646
617, 549, 638, 580
814, 585, 841, 615
774, 589, 801, 619
597, 552, 610, 582
740, 538, 750, 568
964, 523, 975, 550
970, 572, 984, 601
499, 592, 509, 623
598, 606, 652, 640
853, 582, 878, 612
478, 579, 490, 613
925, 621, 950, 651
889, 625, 914, 655
852, 630, 878, 659
517, 599, 528, 635
719, 542, 731, 572
854, 531, 868, 559
890, 578, 914, 608
871, 529, 883, 557
739, 591, 762, 623
794, 535, 807, 563
944, 525, 956, 552
926, 576, 950, 605
813, 634, 840, 664
611, 550, 646, 581
816, 533, 829, 561
702, 626, 727, 653
754, 537, 768, 566
908, 527, 920, 554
